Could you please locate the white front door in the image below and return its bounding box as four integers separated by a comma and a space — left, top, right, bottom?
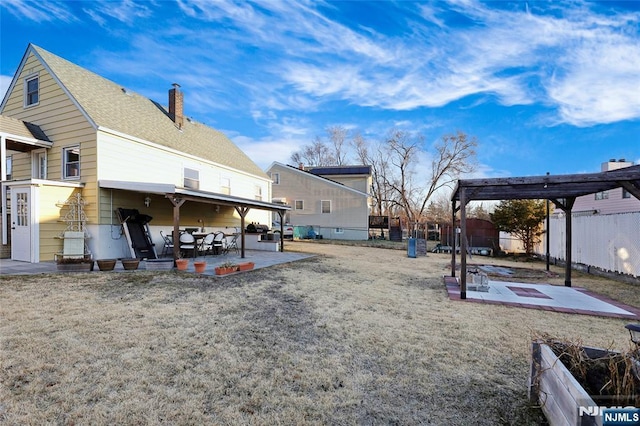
11, 187, 32, 261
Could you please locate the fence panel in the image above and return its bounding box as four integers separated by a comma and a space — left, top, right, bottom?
544, 212, 640, 277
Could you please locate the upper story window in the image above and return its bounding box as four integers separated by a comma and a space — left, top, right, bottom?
623, 188, 631, 199
271, 172, 280, 185
220, 177, 231, 195
295, 200, 304, 210
184, 167, 199, 190
255, 185, 262, 201
63, 146, 80, 179
24, 74, 39, 107
594, 191, 608, 200
321, 200, 331, 214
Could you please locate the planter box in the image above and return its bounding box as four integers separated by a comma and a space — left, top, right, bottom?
238, 262, 255, 271
57, 261, 94, 272
529, 341, 604, 426
215, 266, 238, 275
145, 258, 174, 271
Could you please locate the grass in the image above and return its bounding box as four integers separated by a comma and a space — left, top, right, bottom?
1, 242, 638, 424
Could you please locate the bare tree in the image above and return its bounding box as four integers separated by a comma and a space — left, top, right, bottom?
327, 125, 349, 166
290, 136, 335, 167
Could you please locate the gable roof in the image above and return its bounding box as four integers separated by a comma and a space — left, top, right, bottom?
267, 162, 369, 197
4, 44, 266, 178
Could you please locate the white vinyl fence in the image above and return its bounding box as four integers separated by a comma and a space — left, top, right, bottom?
540, 212, 640, 278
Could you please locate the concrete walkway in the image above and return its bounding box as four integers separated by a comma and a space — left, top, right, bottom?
0, 250, 315, 276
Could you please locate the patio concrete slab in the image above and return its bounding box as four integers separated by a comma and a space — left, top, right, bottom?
444, 276, 640, 320
0, 250, 315, 276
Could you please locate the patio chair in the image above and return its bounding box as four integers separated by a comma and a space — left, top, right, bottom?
199, 232, 216, 256
160, 230, 174, 257
223, 233, 239, 255
212, 232, 226, 255
179, 232, 197, 258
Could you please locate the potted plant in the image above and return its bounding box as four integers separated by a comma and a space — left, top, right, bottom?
193, 260, 207, 273
96, 259, 117, 271
237, 261, 255, 271
121, 258, 140, 270
175, 256, 189, 271
215, 261, 238, 275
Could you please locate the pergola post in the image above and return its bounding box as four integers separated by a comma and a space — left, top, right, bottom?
277, 210, 285, 252
564, 197, 575, 287
459, 188, 467, 300
451, 199, 457, 278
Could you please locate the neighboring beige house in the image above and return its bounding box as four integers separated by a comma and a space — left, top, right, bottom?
1, 44, 286, 262
266, 162, 371, 240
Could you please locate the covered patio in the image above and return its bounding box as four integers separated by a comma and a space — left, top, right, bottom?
99, 180, 291, 260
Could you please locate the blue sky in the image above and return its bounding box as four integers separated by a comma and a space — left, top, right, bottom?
1, 0, 639, 178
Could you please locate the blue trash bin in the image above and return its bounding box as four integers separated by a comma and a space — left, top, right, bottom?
407, 237, 416, 258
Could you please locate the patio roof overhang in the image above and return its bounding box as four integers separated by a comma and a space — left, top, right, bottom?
449, 165, 640, 299
99, 180, 291, 258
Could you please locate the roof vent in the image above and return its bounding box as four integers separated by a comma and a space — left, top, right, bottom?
619, 158, 626, 162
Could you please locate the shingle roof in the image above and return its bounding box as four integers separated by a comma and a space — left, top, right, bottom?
0, 115, 50, 142
31, 45, 267, 178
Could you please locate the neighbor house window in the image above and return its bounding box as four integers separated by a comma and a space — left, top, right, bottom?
220, 177, 231, 195
63, 146, 80, 179
595, 191, 608, 200
335, 227, 344, 234
321, 200, 331, 214
184, 167, 199, 189
271, 172, 280, 185
295, 200, 304, 210
623, 188, 630, 199
25, 74, 39, 107
255, 185, 262, 201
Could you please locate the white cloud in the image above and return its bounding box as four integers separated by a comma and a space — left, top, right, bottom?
0, 75, 13, 101
1, 0, 77, 22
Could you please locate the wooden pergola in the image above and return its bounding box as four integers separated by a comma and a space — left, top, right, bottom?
450, 165, 640, 299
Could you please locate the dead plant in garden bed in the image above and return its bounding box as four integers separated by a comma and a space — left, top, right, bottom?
537, 335, 640, 406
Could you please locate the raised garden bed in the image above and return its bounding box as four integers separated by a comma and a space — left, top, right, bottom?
145, 258, 174, 271
529, 339, 640, 426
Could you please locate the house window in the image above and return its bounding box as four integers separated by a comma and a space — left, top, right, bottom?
220, 177, 231, 195
25, 75, 39, 107
5, 155, 12, 180
33, 150, 47, 179
184, 167, 199, 189
594, 191, 608, 200
335, 228, 344, 234
295, 200, 304, 210
271, 172, 280, 185
321, 200, 331, 214
255, 185, 262, 201
623, 188, 630, 199
63, 146, 80, 179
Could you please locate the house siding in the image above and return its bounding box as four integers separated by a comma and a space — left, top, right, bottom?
573, 187, 640, 215
39, 186, 81, 261
2, 52, 98, 224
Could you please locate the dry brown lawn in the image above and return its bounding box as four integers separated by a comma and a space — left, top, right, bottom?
2, 241, 639, 425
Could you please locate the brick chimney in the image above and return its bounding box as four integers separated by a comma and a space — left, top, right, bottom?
169, 83, 184, 129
